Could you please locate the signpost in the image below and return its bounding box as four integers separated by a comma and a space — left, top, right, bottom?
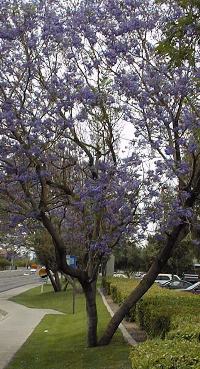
38, 268, 48, 293
66, 255, 77, 314
38, 268, 48, 278
66, 255, 77, 269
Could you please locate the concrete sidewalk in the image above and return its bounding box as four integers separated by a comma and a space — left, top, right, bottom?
0, 284, 63, 369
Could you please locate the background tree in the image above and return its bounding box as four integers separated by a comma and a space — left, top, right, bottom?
114, 239, 144, 273
157, 0, 200, 66
33, 228, 62, 292
143, 236, 195, 275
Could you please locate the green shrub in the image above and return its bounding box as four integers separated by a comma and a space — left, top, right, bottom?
110, 285, 119, 303
137, 299, 171, 338
0, 258, 11, 270
130, 339, 200, 369
125, 305, 136, 322
15, 259, 27, 267
103, 277, 200, 340
102, 278, 111, 294
101, 277, 110, 294
167, 323, 200, 342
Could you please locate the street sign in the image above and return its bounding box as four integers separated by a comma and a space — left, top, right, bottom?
66, 255, 77, 314
38, 268, 47, 278
66, 255, 77, 268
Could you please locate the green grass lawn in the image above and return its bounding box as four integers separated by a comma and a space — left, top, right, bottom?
7, 285, 131, 369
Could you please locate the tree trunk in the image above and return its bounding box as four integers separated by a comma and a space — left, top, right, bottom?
47, 269, 60, 292
98, 222, 189, 346
82, 281, 98, 347
54, 271, 62, 291
101, 259, 107, 277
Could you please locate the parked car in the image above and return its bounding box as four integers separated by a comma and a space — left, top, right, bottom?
154, 274, 181, 285
134, 272, 145, 279
182, 281, 200, 294
183, 273, 199, 284
113, 272, 128, 279
30, 268, 37, 274
161, 280, 192, 289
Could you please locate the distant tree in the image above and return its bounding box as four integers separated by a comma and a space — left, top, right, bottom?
143, 236, 194, 275
33, 229, 62, 292
0, 257, 11, 270
168, 240, 195, 275
142, 237, 161, 271
157, 0, 200, 66
114, 240, 144, 273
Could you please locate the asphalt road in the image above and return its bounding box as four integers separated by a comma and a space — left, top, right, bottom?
0, 270, 41, 292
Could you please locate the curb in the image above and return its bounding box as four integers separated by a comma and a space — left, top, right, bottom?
0, 284, 64, 369
0, 309, 7, 322
0, 283, 42, 323
0, 281, 41, 293
98, 288, 137, 346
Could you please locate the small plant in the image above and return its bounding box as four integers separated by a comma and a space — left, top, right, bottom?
0, 257, 11, 270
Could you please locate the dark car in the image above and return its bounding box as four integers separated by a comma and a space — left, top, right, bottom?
183, 281, 200, 294
161, 280, 192, 290
183, 273, 199, 284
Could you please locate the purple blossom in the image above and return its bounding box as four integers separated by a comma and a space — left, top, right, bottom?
165, 146, 174, 156
177, 162, 190, 176
0, 0, 198, 283
188, 142, 197, 154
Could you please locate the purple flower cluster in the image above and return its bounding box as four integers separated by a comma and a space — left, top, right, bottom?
0, 0, 199, 262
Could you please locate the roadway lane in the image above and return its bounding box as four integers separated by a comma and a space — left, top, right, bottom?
0, 270, 41, 292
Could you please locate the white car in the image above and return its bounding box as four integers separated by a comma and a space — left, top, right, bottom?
154, 274, 180, 285
113, 273, 128, 279
30, 268, 37, 274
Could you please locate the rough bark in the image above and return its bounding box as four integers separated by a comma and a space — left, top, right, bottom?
82, 281, 98, 347
46, 269, 60, 292
45, 268, 61, 292
62, 274, 81, 292
98, 222, 189, 346
54, 271, 62, 291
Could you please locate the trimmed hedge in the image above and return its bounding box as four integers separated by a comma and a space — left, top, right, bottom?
15, 259, 27, 267
130, 339, 200, 369
103, 278, 172, 337
102, 277, 139, 321
167, 323, 200, 342
103, 278, 200, 369
136, 299, 171, 338
103, 277, 200, 340
0, 257, 11, 270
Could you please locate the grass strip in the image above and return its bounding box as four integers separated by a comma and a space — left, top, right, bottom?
7, 285, 131, 369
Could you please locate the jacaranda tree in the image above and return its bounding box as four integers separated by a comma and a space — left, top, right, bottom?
0, 0, 154, 346
0, 0, 199, 346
